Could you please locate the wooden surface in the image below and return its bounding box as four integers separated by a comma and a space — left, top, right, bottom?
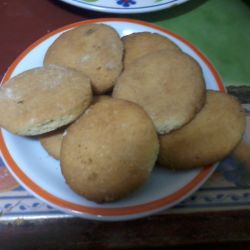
1, 210, 250, 250
1, 0, 250, 249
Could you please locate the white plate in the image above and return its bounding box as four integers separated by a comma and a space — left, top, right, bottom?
59, 0, 190, 14
0, 18, 224, 221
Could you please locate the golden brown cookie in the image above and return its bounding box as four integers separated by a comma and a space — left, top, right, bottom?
232, 141, 250, 169
40, 127, 65, 160
61, 98, 159, 203
0, 65, 92, 135
40, 95, 110, 159
158, 91, 246, 170
113, 49, 206, 134
92, 95, 111, 104
122, 32, 179, 68
44, 24, 123, 94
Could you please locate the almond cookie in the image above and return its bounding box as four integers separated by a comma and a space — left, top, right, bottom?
122, 32, 179, 68
44, 24, 123, 94
113, 49, 206, 134
158, 91, 246, 170
0, 65, 92, 135
61, 98, 159, 203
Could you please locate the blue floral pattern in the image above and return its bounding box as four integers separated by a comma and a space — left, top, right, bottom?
116, 0, 136, 7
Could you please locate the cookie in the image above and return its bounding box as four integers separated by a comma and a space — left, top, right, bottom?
61, 98, 159, 203
232, 141, 250, 169
158, 91, 246, 170
44, 24, 123, 94
92, 95, 111, 104
40, 127, 65, 160
0, 65, 92, 135
113, 49, 206, 134
40, 95, 110, 159
122, 32, 179, 68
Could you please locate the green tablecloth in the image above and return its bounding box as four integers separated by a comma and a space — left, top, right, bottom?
127, 0, 250, 86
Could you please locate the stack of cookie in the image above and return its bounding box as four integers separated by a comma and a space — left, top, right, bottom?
0, 24, 245, 203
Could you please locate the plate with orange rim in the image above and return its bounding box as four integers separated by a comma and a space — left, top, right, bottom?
58, 0, 190, 14
0, 18, 224, 221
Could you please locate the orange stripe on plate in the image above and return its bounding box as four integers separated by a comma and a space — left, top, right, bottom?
0, 18, 223, 217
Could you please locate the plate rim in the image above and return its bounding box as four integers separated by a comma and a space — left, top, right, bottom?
59, 0, 190, 14
0, 18, 225, 220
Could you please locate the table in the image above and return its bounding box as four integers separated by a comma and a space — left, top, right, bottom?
1, 0, 250, 249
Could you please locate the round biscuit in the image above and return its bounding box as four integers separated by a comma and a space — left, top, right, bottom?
44, 24, 123, 94
158, 91, 246, 170
122, 32, 179, 68
61, 98, 159, 203
40, 127, 65, 160
0, 65, 92, 135
113, 49, 206, 134
92, 95, 111, 104
39, 95, 111, 159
